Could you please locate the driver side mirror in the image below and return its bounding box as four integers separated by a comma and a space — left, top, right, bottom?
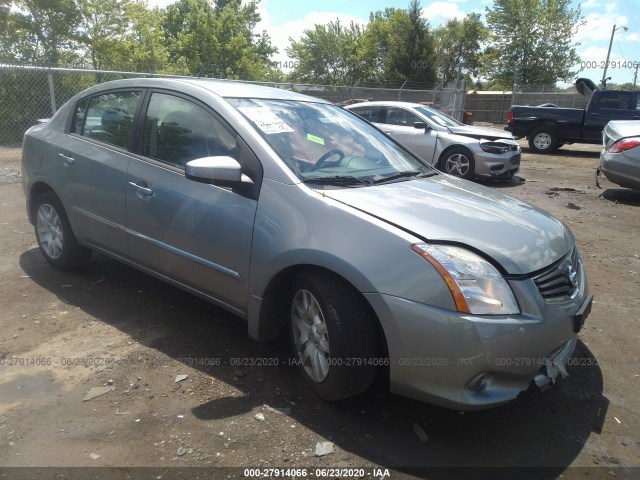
185, 156, 254, 188
413, 122, 430, 130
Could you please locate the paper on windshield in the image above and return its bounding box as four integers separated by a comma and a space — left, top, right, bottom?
238, 107, 294, 134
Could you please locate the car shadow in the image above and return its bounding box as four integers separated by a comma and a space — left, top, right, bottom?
476, 175, 526, 188
525, 147, 601, 159
20, 249, 609, 477
599, 188, 640, 206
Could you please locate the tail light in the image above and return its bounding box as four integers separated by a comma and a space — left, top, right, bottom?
607, 137, 640, 154
506, 111, 513, 124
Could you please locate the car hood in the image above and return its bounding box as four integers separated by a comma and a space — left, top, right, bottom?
323, 176, 572, 275
446, 125, 516, 142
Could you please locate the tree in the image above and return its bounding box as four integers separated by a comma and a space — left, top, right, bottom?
162, 0, 276, 79
5, 0, 79, 64
483, 0, 584, 88
125, 3, 177, 74
75, 0, 131, 70
433, 13, 488, 87
362, 1, 437, 87
287, 20, 370, 85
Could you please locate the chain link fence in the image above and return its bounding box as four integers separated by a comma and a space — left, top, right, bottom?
0, 64, 467, 147
464, 84, 587, 124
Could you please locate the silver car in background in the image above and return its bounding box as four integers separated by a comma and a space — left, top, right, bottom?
346, 101, 521, 180
598, 120, 640, 190
22, 78, 591, 410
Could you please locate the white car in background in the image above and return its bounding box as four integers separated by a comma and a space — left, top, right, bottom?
346, 101, 521, 180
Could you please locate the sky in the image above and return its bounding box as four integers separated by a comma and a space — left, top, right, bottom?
147, 0, 640, 87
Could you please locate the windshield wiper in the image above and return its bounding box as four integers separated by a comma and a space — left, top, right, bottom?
371, 170, 434, 184
302, 175, 371, 186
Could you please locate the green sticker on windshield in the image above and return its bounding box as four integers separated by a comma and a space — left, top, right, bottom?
306, 133, 325, 145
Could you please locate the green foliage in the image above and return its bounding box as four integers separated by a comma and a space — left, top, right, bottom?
433, 13, 488, 86
162, 0, 276, 79
483, 0, 584, 88
75, 0, 131, 70
363, 1, 437, 86
4, 0, 79, 64
287, 20, 370, 85
286, 1, 439, 87
1, 0, 276, 80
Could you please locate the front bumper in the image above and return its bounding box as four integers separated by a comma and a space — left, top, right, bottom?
472, 148, 521, 178
364, 265, 590, 410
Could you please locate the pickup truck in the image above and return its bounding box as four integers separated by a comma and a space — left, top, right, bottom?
506, 81, 640, 154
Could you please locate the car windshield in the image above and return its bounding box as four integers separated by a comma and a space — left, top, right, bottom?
414, 105, 463, 128
227, 98, 435, 185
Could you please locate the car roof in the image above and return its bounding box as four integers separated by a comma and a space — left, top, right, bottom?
79, 77, 330, 103
346, 101, 424, 109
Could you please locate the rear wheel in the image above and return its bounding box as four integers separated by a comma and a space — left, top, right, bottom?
288, 271, 378, 401
529, 127, 560, 154
34, 191, 90, 269
439, 147, 475, 180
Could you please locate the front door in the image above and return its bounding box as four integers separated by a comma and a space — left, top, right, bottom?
125, 92, 258, 314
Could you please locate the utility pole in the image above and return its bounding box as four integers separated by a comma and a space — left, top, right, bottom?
634, 63, 639, 89
602, 24, 628, 88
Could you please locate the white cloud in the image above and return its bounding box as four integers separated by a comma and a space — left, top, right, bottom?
256, 7, 366, 67
421, 1, 466, 24
581, 0, 601, 8
579, 46, 614, 62
622, 32, 640, 42
575, 12, 628, 43
145, 0, 176, 8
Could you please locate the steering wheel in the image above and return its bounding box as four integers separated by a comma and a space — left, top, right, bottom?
313, 149, 345, 170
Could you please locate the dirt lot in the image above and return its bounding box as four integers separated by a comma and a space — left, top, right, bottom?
0, 143, 639, 480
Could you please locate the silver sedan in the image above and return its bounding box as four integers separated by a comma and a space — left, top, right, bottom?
346, 101, 521, 180
22, 78, 591, 410
598, 120, 640, 190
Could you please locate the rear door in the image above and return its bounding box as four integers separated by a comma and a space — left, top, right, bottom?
55, 90, 142, 253
125, 91, 260, 314
584, 91, 639, 142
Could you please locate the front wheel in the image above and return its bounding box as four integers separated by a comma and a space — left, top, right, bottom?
34, 191, 90, 269
439, 147, 475, 180
528, 127, 559, 154
288, 271, 379, 401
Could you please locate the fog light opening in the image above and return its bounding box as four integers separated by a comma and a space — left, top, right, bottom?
467, 373, 489, 392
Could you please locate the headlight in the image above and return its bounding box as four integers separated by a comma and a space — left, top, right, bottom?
411, 244, 519, 315
480, 141, 510, 154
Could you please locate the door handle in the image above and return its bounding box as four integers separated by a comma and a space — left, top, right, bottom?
128, 181, 154, 197
58, 152, 75, 165
384, 130, 393, 134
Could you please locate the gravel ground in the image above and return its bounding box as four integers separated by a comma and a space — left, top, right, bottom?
0, 143, 639, 480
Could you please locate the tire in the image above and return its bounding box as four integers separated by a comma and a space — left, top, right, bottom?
288, 270, 378, 401
528, 127, 560, 154
439, 147, 475, 180
33, 191, 91, 269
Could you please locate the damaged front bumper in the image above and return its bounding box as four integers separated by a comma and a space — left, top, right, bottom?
364, 270, 591, 410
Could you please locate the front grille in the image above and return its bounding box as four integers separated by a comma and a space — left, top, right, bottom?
533, 249, 581, 303
509, 154, 521, 165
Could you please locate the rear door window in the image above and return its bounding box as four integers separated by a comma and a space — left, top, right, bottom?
80, 91, 141, 149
